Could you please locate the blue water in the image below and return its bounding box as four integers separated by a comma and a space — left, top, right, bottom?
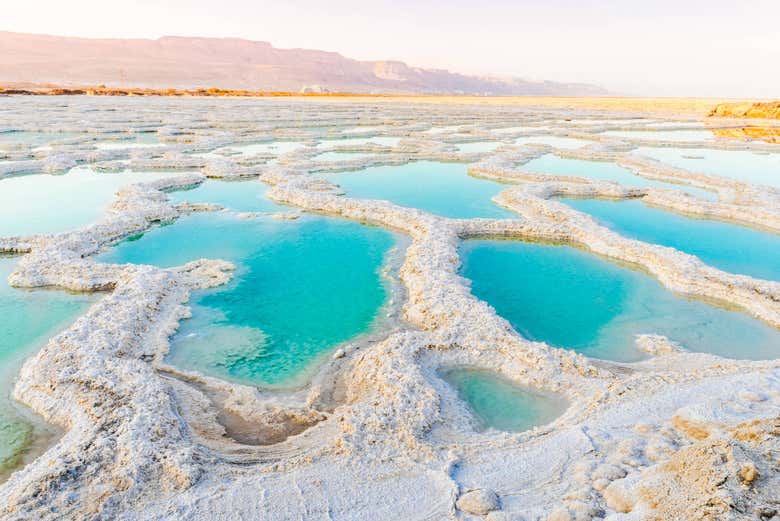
562, 198, 780, 281
514, 136, 590, 149
0, 167, 180, 237
460, 240, 780, 361
635, 147, 780, 188
441, 368, 566, 432
522, 154, 717, 201
319, 161, 515, 219
0, 256, 96, 476
169, 180, 283, 213
99, 212, 397, 387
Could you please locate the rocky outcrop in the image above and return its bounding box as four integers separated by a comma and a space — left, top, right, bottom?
708, 101, 780, 119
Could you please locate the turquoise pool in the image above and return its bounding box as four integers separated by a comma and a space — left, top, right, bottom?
0, 255, 96, 478
562, 198, 780, 281
635, 147, 780, 188
168, 179, 283, 213
319, 161, 515, 219
602, 129, 716, 142
514, 136, 590, 149
0, 167, 180, 237
522, 154, 717, 200
99, 210, 397, 387
460, 239, 780, 362
441, 368, 566, 432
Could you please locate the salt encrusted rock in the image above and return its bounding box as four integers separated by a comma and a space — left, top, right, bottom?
634, 334, 685, 356
603, 477, 638, 513
456, 488, 500, 515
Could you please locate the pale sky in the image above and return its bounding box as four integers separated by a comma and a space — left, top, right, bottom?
4, 0, 780, 97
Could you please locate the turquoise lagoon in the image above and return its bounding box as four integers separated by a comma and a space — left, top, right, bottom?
99, 187, 398, 387
0, 256, 96, 478
634, 147, 780, 188
562, 198, 780, 282
521, 154, 717, 200
441, 368, 566, 432
319, 161, 515, 219
460, 240, 780, 362
0, 167, 179, 237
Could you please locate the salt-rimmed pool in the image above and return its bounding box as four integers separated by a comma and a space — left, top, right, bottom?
0, 167, 182, 237
441, 368, 566, 432
99, 189, 398, 387
0, 256, 96, 480
319, 161, 515, 219
514, 136, 591, 149
460, 239, 780, 362
562, 198, 780, 282
601, 129, 716, 142
521, 154, 717, 200
634, 147, 780, 188
455, 142, 504, 153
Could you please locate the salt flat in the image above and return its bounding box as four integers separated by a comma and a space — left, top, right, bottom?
0, 95, 779, 521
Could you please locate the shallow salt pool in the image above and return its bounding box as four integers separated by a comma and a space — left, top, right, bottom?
316, 151, 374, 162
99, 207, 397, 387
317, 137, 401, 148
0, 131, 77, 148
562, 198, 780, 281
0, 256, 96, 479
522, 154, 717, 200
455, 141, 503, 153
0, 167, 181, 237
441, 368, 566, 432
601, 129, 716, 142
197, 141, 308, 159
319, 161, 515, 219
169, 180, 283, 213
634, 147, 780, 188
460, 239, 780, 361
514, 136, 590, 149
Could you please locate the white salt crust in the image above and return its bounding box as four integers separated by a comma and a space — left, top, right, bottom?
0, 98, 779, 520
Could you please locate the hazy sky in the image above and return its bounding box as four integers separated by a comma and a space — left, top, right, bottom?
4, 0, 779, 97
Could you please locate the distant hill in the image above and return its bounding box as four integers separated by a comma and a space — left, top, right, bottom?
0, 31, 608, 96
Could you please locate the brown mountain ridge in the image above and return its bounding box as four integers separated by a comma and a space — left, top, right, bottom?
0, 31, 608, 95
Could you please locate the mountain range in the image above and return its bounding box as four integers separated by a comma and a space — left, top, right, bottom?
0, 31, 608, 95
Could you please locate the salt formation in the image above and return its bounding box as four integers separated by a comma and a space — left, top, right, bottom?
0, 97, 779, 520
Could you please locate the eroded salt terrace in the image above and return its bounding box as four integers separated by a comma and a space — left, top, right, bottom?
1, 96, 780, 520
